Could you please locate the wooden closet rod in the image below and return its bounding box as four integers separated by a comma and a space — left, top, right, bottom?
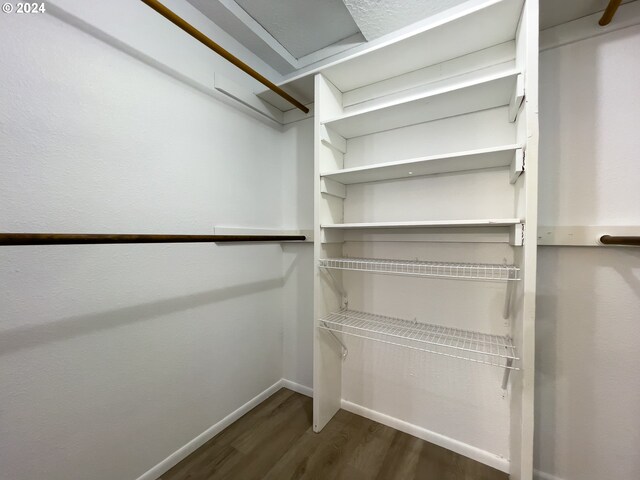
600, 235, 640, 246
140, 0, 309, 114
599, 0, 622, 26
0, 233, 305, 246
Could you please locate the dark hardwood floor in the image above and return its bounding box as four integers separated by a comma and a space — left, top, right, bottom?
159, 388, 508, 480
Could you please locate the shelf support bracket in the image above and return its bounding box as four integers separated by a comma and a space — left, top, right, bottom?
510, 148, 524, 184
321, 268, 348, 309
320, 178, 347, 199
509, 74, 525, 122
501, 358, 514, 390
321, 322, 349, 359
509, 224, 525, 246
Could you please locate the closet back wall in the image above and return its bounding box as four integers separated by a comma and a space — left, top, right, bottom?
0, 3, 297, 480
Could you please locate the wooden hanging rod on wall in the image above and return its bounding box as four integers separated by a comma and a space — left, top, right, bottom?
600, 235, 640, 246
0, 233, 305, 246
599, 0, 622, 26
140, 0, 309, 114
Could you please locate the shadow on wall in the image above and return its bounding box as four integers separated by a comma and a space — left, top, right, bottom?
281, 243, 314, 387
282, 117, 314, 230
0, 276, 284, 357
534, 249, 560, 477
45, 3, 271, 128
536, 246, 640, 479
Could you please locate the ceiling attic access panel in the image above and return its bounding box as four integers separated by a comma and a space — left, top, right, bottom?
234, 0, 362, 59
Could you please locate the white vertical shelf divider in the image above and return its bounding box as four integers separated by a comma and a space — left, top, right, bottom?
509, 1, 539, 479
313, 74, 347, 432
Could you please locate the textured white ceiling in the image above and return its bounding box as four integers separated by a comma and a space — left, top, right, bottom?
344, 0, 636, 40
343, 0, 470, 40
235, 0, 361, 58
186, 0, 633, 80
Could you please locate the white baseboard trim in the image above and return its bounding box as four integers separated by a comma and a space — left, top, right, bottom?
534, 469, 565, 480
340, 400, 509, 474
136, 379, 284, 480
280, 379, 313, 397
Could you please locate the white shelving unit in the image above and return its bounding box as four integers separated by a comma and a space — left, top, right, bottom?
311, 0, 538, 478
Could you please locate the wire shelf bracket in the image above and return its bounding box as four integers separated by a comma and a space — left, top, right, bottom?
503, 280, 515, 320
321, 323, 349, 359
501, 357, 514, 390
320, 268, 348, 309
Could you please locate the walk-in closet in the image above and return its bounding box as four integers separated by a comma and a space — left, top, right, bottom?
2, 1, 639, 480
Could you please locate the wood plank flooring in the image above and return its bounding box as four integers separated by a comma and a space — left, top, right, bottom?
159, 388, 508, 480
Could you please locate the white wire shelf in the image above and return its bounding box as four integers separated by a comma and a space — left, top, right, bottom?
319, 257, 520, 281
318, 310, 519, 369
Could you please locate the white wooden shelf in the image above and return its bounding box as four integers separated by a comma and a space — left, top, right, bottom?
318, 310, 519, 369
319, 257, 520, 281
321, 69, 520, 138
321, 145, 522, 185
321, 219, 523, 230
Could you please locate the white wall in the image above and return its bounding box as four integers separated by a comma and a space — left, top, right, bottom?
535, 23, 640, 480
0, 3, 297, 479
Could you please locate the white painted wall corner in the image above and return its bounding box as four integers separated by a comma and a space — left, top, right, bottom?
534, 469, 565, 480
135, 378, 311, 480
136, 380, 283, 480
280, 379, 313, 397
